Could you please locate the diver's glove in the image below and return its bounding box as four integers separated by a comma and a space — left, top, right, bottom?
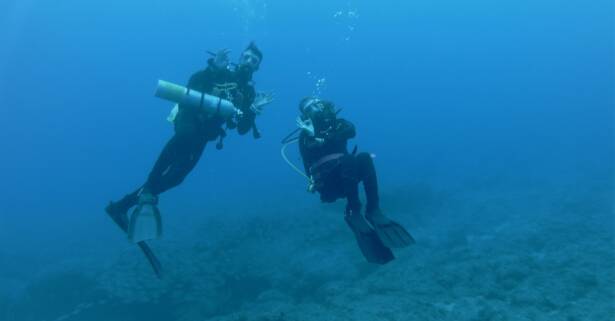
250, 91, 275, 115
208, 48, 231, 70
296, 116, 315, 136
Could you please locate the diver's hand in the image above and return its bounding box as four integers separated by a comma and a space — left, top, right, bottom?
250, 91, 275, 115
210, 48, 231, 69
296, 116, 315, 136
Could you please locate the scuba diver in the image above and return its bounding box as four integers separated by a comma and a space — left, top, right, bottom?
287, 97, 414, 264
105, 42, 273, 277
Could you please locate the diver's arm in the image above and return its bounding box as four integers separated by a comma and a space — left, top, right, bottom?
180, 72, 207, 112
304, 135, 326, 149
187, 59, 227, 90
322, 118, 355, 143
236, 85, 257, 135
186, 72, 201, 89
335, 119, 356, 140
183, 68, 220, 112
186, 69, 214, 91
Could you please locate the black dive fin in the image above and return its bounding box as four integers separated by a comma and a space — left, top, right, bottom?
345, 213, 394, 264
137, 241, 163, 278
367, 214, 415, 249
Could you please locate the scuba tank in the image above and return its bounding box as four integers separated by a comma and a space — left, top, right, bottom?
155, 80, 240, 120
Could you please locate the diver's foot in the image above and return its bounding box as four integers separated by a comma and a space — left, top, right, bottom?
366, 209, 415, 249
138, 192, 158, 205
105, 201, 129, 233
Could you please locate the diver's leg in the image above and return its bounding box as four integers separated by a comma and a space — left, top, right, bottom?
340, 156, 362, 213
144, 117, 203, 195
105, 135, 182, 231
343, 186, 395, 264
105, 137, 187, 230
106, 127, 194, 230
355, 153, 415, 248
343, 183, 362, 214
144, 135, 182, 191
356, 152, 380, 215
107, 128, 187, 212
150, 138, 207, 195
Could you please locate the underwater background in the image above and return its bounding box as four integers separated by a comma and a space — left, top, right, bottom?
0, 0, 613, 320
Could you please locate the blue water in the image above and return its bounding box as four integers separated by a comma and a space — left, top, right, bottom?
0, 0, 613, 320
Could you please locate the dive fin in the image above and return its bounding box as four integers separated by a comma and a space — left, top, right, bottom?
345, 213, 394, 264
367, 213, 415, 249
128, 203, 163, 243
128, 193, 162, 243
137, 241, 163, 278
106, 201, 164, 278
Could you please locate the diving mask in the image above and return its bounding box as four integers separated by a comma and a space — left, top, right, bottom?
301, 98, 327, 119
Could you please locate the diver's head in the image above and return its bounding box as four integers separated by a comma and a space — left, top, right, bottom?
238, 42, 262, 73
299, 97, 324, 118
299, 97, 336, 130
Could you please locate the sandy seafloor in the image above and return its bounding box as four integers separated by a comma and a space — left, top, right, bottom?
1, 177, 613, 321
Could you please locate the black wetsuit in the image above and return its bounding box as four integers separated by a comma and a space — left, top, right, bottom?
112, 62, 258, 212
299, 118, 380, 214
